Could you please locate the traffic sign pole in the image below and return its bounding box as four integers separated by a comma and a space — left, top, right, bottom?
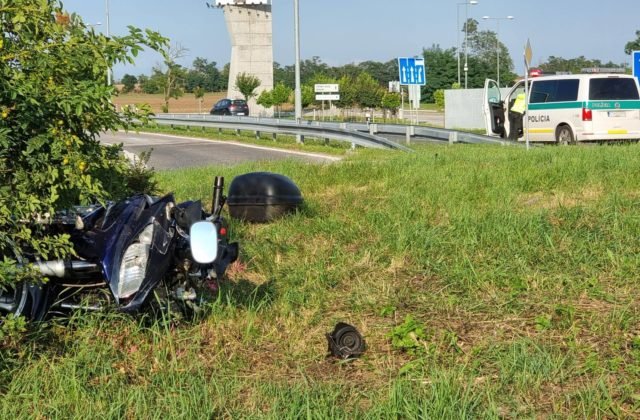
524, 39, 532, 150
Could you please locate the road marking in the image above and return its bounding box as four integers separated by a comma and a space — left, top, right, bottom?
112, 130, 342, 162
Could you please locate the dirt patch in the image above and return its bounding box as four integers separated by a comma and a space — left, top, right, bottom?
518, 187, 604, 211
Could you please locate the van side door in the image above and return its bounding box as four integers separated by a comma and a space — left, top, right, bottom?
483, 79, 505, 137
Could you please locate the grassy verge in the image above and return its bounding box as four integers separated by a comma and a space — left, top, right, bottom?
134, 123, 352, 157
3, 144, 640, 417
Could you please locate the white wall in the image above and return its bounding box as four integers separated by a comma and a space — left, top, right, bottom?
444, 88, 511, 130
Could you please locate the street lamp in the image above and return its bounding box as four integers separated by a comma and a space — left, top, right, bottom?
293, 0, 302, 143
105, 0, 112, 86
456, 1, 478, 89
482, 15, 514, 87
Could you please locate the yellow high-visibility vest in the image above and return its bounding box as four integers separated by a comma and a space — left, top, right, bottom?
511, 93, 526, 114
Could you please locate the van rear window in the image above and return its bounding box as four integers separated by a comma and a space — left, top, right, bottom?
589, 78, 639, 100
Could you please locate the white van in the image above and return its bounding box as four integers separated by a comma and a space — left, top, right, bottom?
483, 74, 640, 143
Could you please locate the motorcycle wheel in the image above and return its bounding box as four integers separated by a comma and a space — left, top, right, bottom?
0, 282, 33, 319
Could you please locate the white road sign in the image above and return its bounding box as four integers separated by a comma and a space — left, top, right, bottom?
314, 84, 339, 93
316, 94, 340, 101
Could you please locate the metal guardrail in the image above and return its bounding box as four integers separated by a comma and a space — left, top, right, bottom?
153, 114, 519, 150
152, 114, 413, 152
352, 122, 519, 146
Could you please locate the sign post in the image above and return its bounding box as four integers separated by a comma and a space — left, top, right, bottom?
315, 84, 340, 121
633, 51, 640, 85
398, 57, 426, 124
523, 39, 533, 150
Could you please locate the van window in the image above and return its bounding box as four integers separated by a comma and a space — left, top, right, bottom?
589, 78, 640, 100
530, 79, 579, 103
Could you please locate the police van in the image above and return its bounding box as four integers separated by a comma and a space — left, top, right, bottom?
482, 72, 640, 143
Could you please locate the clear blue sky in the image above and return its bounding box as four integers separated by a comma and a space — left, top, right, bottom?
62, 0, 640, 80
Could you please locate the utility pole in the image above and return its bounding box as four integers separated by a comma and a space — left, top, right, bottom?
456, 1, 477, 87
294, 0, 303, 143
482, 15, 514, 87
106, 0, 112, 86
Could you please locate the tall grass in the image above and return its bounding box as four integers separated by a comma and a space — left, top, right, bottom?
3, 144, 640, 417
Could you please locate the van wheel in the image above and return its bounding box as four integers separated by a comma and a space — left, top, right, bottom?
556, 125, 574, 145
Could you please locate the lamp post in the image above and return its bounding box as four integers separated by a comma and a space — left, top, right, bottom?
482, 15, 514, 87
293, 0, 303, 142
105, 0, 111, 86
457, 1, 478, 89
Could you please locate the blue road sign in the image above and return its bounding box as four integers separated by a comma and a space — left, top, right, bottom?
398, 57, 426, 86
634, 51, 640, 84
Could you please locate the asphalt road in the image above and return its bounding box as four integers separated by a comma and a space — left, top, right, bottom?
99, 131, 340, 170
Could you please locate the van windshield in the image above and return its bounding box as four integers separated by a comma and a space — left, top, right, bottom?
589, 78, 640, 101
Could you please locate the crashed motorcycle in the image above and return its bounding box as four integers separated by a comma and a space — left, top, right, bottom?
0, 176, 238, 320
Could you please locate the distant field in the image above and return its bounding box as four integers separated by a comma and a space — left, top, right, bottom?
112, 92, 441, 115
112, 92, 227, 114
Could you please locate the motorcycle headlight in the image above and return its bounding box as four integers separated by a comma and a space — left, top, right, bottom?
118, 223, 154, 299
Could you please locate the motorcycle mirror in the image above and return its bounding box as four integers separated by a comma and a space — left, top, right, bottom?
190, 221, 219, 264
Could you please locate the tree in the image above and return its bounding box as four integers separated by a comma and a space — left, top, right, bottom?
357, 60, 398, 86
335, 75, 357, 111
381, 92, 401, 120
301, 85, 315, 108
121, 74, 138, 93
274, 62, 294, 88
464, 19, 517, 88
354, 72, 383, 109
220, 63, 230, 91
185, 57, 222, 93
256, 90, 273, 111
158, 44, 189, 113
422, 45, 458, 102
194, 86, 205, 113
539, 56, 626, 74
256, 83, 291, 116
141, 71, 162, 94
270, 83, 292, 117
625, 30, 640, 55
234, 72, 261, 102
0, 0, 166, 293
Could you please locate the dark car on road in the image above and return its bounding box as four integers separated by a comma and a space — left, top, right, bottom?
210, 99, 249, 116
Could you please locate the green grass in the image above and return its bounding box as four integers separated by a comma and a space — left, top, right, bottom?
3, 144, 640, 417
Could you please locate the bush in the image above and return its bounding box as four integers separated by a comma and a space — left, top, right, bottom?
0, 1, 166, 288
434, 89, 445, 109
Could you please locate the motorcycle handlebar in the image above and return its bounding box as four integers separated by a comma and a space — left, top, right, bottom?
212, 176, 225, 218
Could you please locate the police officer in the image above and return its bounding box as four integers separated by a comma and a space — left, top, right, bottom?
509, 92, 526, 141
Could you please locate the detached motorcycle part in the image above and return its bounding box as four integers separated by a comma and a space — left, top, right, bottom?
35, 260, 100, 279
227, 172, 303, 223
326, 322, 366, 359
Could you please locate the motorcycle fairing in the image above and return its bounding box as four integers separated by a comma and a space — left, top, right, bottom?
72, 194, 176, 311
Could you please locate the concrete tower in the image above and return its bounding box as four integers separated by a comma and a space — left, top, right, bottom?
216, 0, 274, 116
